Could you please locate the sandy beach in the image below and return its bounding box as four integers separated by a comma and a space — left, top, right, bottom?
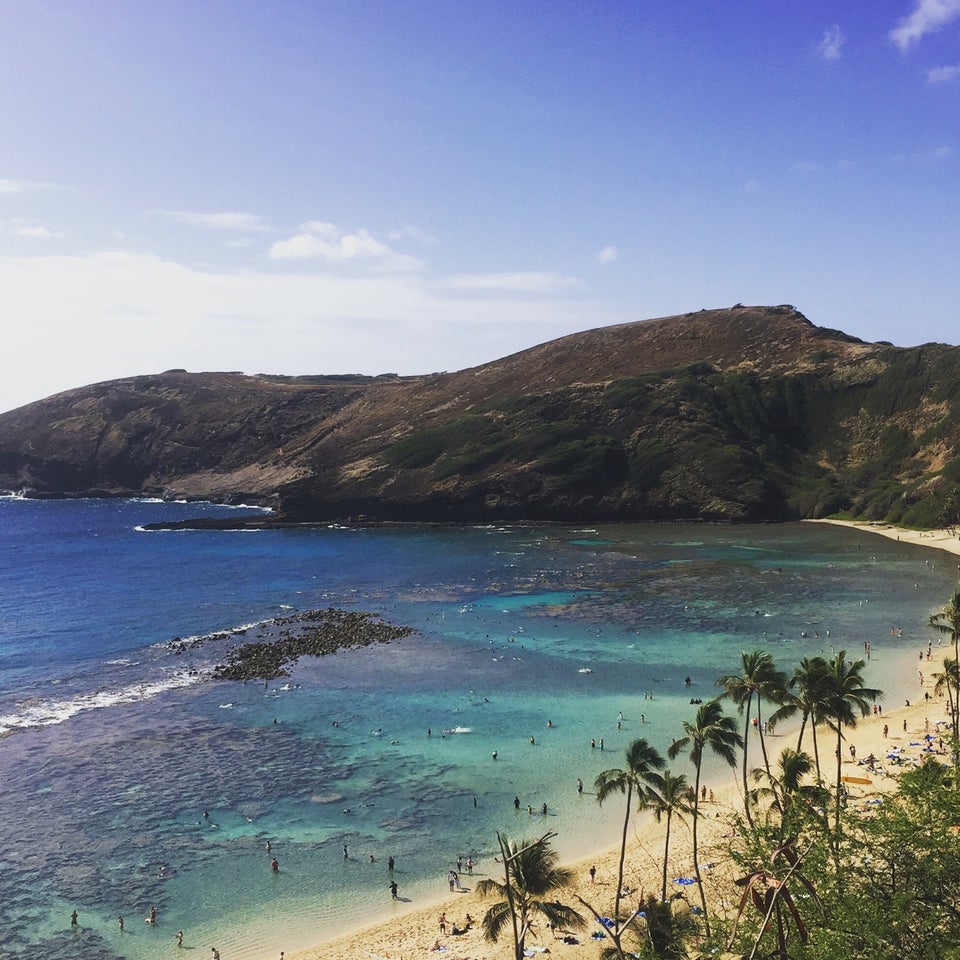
277, 520, 960, 960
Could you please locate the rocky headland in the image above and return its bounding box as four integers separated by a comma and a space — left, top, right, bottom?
4, 304, 960, 528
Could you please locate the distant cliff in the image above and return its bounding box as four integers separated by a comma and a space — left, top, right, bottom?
4, 304, 960, 527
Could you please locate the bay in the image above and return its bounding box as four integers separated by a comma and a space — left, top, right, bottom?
0, 497, 951, 959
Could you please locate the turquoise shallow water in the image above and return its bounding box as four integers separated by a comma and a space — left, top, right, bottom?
0, 500, 956, 959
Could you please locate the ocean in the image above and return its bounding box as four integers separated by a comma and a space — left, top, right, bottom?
0, 496, 953, 960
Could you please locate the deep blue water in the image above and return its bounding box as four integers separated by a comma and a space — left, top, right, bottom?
0, 497, 955, 960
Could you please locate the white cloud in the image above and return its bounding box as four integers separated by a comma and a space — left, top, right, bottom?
890, 0, 960, 50
269, 222, 424, 273
16, 225, 64, 240
596, 245, 619, 264
436, 271, 581, 294
0, 178, 58, 195
147, 209, 271, 231
1, 218, 64, 239
891, 144, 954, 164
927, 63, 960, 82
790, 160, 823, 174
817, 24, 845, 60
0, 251, 608, 413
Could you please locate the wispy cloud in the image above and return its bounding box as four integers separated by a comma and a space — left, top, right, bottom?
269, 221, 424, 273
790, 160, 823, 174
891, 144, 954, 164
927, 63, 960, 83
0, 178, 58, 195
1, 218, 64, 239
147, 209, 271, 232
16, 225, 64, 240
817, 24, 845, 61
0, 250, 609, 412
595, 245, 619, 264
436, 271, 580, 295
890, 0, 960, 50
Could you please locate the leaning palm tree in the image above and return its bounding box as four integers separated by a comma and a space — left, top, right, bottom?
594, 738, 665, 930
822, 650, 880, 839
716, 650, 788, 824
477, 833, 585, 960
668, 699, 743, 935
647, 768, 694, 901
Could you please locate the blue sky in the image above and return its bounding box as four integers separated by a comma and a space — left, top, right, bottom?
1, 0, 958, 413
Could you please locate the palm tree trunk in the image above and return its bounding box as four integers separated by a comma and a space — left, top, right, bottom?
692, 763, 710, 937
614, 781, 631, 926
954, 633, 960, 783
834, 724, 843, 841
661, 809, 673, 902
497, 833, 523, 960
795, 711, 808, 754
811, 716, 822, 783
742, 694, 754, 827
757, 703, 772, 780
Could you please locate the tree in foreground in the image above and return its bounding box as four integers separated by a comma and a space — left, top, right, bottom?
477, 832, 585, 960
668, 698, 743, 935
595, 737, 665, 932
596, 894, 696, 960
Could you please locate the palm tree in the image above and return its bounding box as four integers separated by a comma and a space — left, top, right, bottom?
716, 650, 787, 823
647, 768, 694, 901
822, 650, 880, 838
668, 699, 743, 935
477, 833, 585, 960
771, 656, 832, 782
934, 658, 960, 761
594, 738, 665, 929
930, 591, 960, 768
750, 747, 827, 840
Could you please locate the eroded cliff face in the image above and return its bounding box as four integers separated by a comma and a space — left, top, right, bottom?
3, 305, 959, 527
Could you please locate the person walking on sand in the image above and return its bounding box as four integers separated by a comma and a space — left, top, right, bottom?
439, 912, 447, 934
589, 864, 596, 883
176, 930, 183, 947
211, 949, 220, 960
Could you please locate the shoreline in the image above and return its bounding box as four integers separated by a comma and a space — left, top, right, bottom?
277, 519, 959, 960
807, 517, 960, 561
284, 668, 953, 960
275, 518, 960, 960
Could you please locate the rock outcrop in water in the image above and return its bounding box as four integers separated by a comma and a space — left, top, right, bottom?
3, 304, 960, 526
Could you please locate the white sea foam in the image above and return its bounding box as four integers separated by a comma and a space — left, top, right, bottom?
0, 669, 209, 736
